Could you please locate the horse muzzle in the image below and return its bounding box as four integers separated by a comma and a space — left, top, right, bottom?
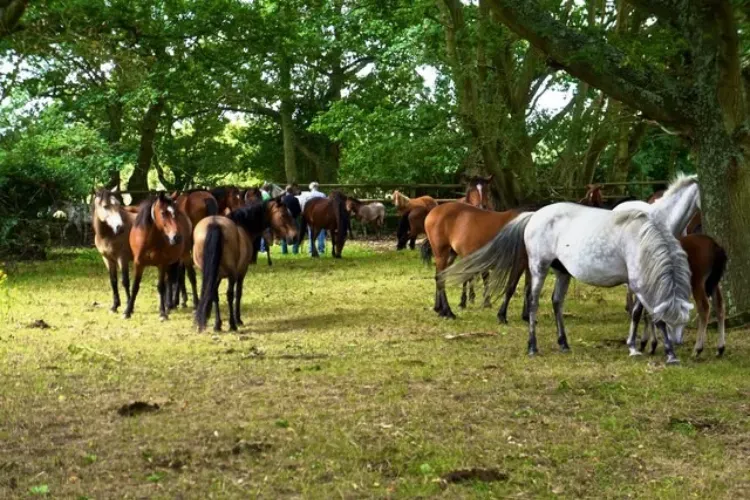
167, 234, 183, 246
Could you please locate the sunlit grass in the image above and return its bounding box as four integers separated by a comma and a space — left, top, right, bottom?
1, 242, 749, 498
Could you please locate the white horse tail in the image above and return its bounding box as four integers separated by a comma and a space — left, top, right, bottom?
440, 212, 533, 296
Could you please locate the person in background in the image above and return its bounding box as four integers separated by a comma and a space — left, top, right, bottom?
280, 184, 303, 255
297, 181, 326, 255
259, 181, 273, 253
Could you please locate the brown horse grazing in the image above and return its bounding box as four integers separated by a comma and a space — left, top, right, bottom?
635, 234, 727, 357
300, 191, 349, 258
579, 184, 604, 207
123, 193, 192, 320
457, 176, 495, 210
210, 186, 243, 215
169, 190, 219, 308
92, 187, 135, 312
422, 202, 529, 321
193, 199, 298, 331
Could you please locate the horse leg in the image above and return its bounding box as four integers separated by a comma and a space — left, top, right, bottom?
167, 263, 180, 310
409, 234, 416, 250
158, 266, 169, 321
185, 262, 199, 309
123, 263, 143, 319
481, 271, 491, 308
656, 321, 679, 365
496, 264, 524, 324
105, 258, 120, 312
235, 272, 245, 326
213, 281, 223, 332
310, 228, 320, 258
693, 289, 710, 358
436, 275, 456, 320
459, 281, 468, 309
626, 301, 644, 356
227, 275, 237, 331
713, 286, 726, 356
625, 288, 634, 314
648, 313, 659, 355
551, 272, 571, 352
179, 264, 188, 307
526, 263, 549, 356
468, 278, 476, 305
522, 268, 531, 322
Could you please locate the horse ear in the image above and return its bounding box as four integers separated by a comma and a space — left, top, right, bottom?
111, 185, 119, 194
486, 175, 493, 182
170, 191, 179, 200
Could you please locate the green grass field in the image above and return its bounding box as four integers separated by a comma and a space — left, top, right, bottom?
2, 242, 750, 499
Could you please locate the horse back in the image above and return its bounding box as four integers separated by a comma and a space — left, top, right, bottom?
425, 202, 518, 257
304, 198, 336, 229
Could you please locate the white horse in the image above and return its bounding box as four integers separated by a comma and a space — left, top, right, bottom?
613, 173, 700, 352
442, 204, 693, 364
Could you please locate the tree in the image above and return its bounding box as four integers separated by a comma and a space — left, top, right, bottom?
483, 0, 750, 319
0, 0, 28, 39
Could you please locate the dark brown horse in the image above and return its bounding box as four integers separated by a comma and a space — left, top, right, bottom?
300, 191, 349, 258
210, 186, 243, 215
123, 193, 193, 320
193, 199, 299, 331
393, 191, 439, 251
635, 234, 726, 357
458, 176, 495, 210
92, 187, 135, 312
422, 202, 529, 321
579, 184, 604, 207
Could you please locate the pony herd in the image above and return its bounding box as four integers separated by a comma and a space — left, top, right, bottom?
90, 185, 357, 332
419, 174, 726, 365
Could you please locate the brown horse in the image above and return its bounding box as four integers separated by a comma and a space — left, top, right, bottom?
193, 198, 299, 331
210, 186, 243, 215
422, 202, 529, 321
169, 190, 219, 307
392, 190, 437, 214
300, 191, 349, 258
92, 187, 135, 312
458, 176, 495, 210
123, 193, 193, 320
579, 184, 604, 207
393, 191, 439, 251
635, 234, 727, 357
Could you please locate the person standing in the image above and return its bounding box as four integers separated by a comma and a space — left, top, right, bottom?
297, 181, 326, 255
280, 185, 303, 255
258, 182, 274, 253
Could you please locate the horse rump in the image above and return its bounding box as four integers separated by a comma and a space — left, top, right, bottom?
196, 223, 223, 331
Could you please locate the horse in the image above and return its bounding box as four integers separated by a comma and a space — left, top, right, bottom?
168, 190, 219, 308
393, 191, 438, 251
346, 198, 385, 237
210, 186, 243, 215
52, 199, 93, 245
578, 184, 604, 208
634, 234, 727, 358
193, 198, 298, 331
122, 193, 193, 320
457, 176, 495, 210
422, 202, 529, 322
92, 187, 135, 312
299, 191, 349, 258
442, 205, 693, 364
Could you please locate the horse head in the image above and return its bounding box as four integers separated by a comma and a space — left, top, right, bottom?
465, 176, 494, 210
152, 193, 182, 246
268, 196, 298, 243
93, 187, 125, 235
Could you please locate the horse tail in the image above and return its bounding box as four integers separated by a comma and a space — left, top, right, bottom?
298, 213, 308, 247
196, 223, 223, 331
333, 193, 349, 242
705, 242, 727, 297
441, 212, 533, 297
204, 196, 219, 217
420, 239, 433, 265
396, 211, 410, 250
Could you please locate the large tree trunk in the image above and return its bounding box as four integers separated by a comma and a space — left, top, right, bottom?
104, 101, 123, 189
279, 53, 298, 184
128, 97, 166, 202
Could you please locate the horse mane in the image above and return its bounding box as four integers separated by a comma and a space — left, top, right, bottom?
330, 191, 349, 240
134, 193, 174, 228
393, 190, 410, 208
660, 172, 698, 201
621, 212, 692, 324
228, 200, 268, 234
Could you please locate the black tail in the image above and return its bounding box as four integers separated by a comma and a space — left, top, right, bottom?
705, 244, 727, 297
196, 223, 223, 331
396, 211, 410, 250
420, 239, 433, 265
332, 193, 349, 243
204, 196, 219, 217
298, 215, 308, 248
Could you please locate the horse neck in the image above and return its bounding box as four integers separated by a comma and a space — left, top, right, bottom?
651, 183, 699, 236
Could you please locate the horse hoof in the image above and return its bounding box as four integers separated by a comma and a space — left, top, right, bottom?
458, 303, 467, 310
497, 315, 508, 325
528, 350, 539, 357
559, 345, 571, 353
181, 303, 188, 309
122, 312, 131, 320
717, 346, 725, 357
110, 306, 118, 313
160, 315, 168, 322
522, 314, 530, 323
628, 348, 643, 357
693, 347, 703, 358
236, 320, 244, 326
666, 355, 680, 365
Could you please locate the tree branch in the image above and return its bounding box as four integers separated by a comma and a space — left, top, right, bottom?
485, 0, 691, 130
0, 0, 28, 38
531, 96, 576, 146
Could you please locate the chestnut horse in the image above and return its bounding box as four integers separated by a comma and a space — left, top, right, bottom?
123, 193, 192, 320
92, 187, 135, 312
210, 186, 243, 215
169, 190, 219, 307
193, 199, 298, 331
393, 191, 438, 250
300, 191, 349, 258
457, 176, 495, 210
422, 202, 529, 321
635, 234, 726, 357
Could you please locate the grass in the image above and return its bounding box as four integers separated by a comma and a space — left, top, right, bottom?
1, 241, 750, 499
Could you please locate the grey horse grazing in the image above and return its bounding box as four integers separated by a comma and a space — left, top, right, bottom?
442, 204, 693, 365
92, 187, 135, 312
